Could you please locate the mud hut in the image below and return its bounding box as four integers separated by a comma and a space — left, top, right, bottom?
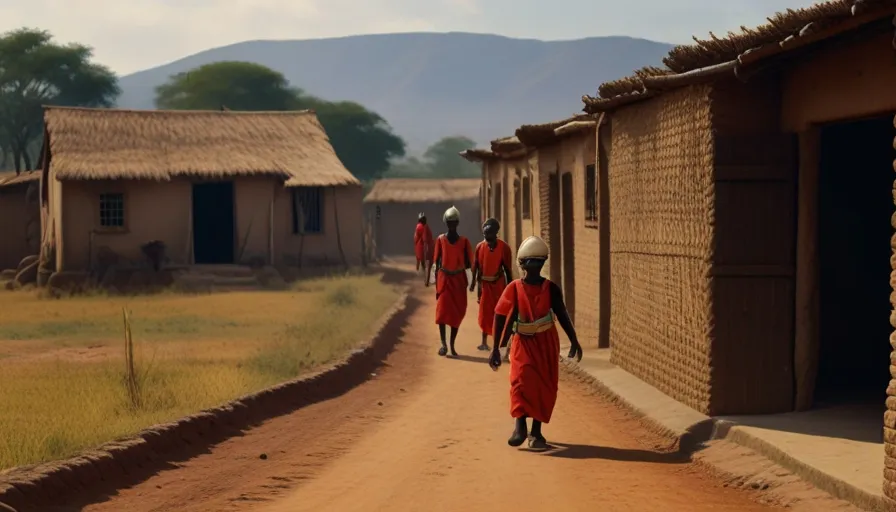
37, 107, 363, 278
362, 178, 481, 257
581, 0, 896, 501
461, 136, 533, 278
0, 170, 41, 272
515, 115, 597, 328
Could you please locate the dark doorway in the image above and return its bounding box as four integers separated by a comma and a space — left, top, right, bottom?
815, 114, 895, 407
192, 181, 235, 264
561, 172, 576, 321
549, 172, 562, 283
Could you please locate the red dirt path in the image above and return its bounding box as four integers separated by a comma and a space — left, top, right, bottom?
72, 277, 809, 512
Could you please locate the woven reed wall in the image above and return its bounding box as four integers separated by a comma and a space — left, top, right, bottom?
709, 75, 798, 415
885, 113, 896, 501
607, 85, 715, 413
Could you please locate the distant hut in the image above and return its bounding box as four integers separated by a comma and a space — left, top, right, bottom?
363, 178, 481, 258
0, 170, 41, 272
37, 107, 364, 279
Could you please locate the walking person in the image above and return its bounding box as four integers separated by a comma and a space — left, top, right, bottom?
414, 212, 434, 284
489, 236, 583, 450
470, 218, 513, 352
428, 206, 474, 357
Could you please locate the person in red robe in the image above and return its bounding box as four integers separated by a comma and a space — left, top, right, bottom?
428, 205, 474, 357
469, 218, 513, 351
489, 235, 583, 450
413, 212, 434, 283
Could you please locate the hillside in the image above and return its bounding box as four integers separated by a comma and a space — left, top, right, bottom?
117, 32, 674, 151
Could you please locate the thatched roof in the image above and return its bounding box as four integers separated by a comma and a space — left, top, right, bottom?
363, 178, 481, 203
43, 106, 359, 187
0, 170, 39, 189
583, 0, 896, 113
459, 148, 499, 162
554, 120, 598, 137
516, 114, 592, 147
490, 136, 526, 154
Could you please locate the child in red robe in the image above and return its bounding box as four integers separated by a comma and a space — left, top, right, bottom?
470, 218, 513, 351
413, 212, 433, 283
429, 206, 474, 357
489, 235, 583, 450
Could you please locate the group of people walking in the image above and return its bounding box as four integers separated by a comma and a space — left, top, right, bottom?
413, 207, 584, 450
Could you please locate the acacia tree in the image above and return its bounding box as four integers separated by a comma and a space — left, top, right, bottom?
0, 28, 120, 172
422, 136, 481, 178
155, 61, 406, 181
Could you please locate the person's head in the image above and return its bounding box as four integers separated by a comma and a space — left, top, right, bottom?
418, 212, 427, 225
443, 206, 460, 231
482, 218, 500, 242
517, 236, 549, 277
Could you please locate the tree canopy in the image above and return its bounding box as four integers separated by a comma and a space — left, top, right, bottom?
384, 135, 481, 179
0, 28, 120, 172
154, 61, 406, 182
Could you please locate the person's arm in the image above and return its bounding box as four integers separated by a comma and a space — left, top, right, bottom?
494, 308, 518, 349
549, 282, 582, 360
502, 244, 513, 283
463, 239, 473, 270
470, 245, 480, 292
429, 237, 441, 289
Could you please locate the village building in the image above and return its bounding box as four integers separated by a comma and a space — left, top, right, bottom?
580, 0, 896, 503
0, 170, 41, 272
37, 107, 363, 281
461, 136, 532, 279
514, 115, 597, 336
362, 178, 481, 258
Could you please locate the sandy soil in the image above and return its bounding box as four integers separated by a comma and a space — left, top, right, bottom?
67, 279, 851, 512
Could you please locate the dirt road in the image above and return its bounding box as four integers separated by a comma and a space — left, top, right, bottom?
79, 279, 786, 512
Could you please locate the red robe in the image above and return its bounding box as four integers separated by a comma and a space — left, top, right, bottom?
494, 280, 561, 423
414, 223, 434, 263
474, 239, 512, 335
433, 234, 473, 328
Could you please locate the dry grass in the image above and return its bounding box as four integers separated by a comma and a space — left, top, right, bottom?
0, 273, 399, 470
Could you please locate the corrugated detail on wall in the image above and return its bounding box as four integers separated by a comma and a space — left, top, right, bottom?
885, 113, 896, 501
607, 85, 715, 413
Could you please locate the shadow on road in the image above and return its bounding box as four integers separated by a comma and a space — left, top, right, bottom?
451, 354, 490, 364
541, 442, 689, 464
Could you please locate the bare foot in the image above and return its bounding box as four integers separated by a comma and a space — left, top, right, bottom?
438, 345, 448, 356
527, 435, 548, 450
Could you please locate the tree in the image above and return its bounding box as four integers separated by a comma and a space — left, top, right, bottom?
383, 136, 482, 179
422, 136, 481, 178
0, 28, 120, 172
154, 61, 406, 182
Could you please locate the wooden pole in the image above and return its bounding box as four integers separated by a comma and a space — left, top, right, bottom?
333, 187, 348, 270
794, 126, 821, 411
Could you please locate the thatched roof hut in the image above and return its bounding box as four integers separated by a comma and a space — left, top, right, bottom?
43, 106, 359, 187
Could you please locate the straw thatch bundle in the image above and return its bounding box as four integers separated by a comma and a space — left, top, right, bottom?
43, 106, 359, 187
490, 136, 526, 154
553, 120, 598, 137
515, 114, 590, 147
363, 178, 481, 203
459, 148, 498, 162
0, 170, 39, 188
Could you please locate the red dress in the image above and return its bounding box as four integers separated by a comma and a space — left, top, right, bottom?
494, 280, 561, 423
433, 234, 473, 328
474, 239, 513, 335
414, 223, 434, 262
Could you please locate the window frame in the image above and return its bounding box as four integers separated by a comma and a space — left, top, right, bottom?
96, 191, 128, 233
291, 186, 324, 235
585, 163, 597, 226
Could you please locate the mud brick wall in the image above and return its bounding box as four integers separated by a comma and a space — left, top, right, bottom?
708, 75, 797, 415
571, 131, 599, 347
537, 146, 559, 282
607, 85, 715, 413
885, 113, 896, 501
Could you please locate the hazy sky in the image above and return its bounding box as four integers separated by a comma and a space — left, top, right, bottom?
0, 0, 818, 75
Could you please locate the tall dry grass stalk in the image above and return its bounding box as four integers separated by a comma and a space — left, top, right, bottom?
122, 307, 141, 411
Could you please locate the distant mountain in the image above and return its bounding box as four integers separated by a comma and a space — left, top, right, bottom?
117, 32, 674, 152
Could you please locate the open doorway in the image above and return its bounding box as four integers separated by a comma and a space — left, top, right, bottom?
192, 181, 235, 264
815, 114, 894, 407
561, 172, 576, 321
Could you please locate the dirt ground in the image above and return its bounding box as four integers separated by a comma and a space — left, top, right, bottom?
65, 273, 859, 512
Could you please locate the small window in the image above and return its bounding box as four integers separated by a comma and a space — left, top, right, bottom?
585, 164, 597, 224
292, 187, 323, 234
99, 193, 125, 228
521, 175, 531, 219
